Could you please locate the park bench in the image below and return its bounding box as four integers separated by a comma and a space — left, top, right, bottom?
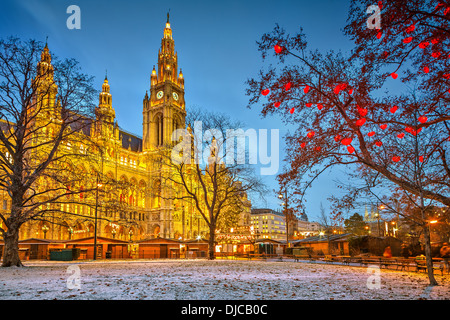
339, 256, 351, 265
293, 254, 311, 262
381, 258, 411, 271
415, 258, 444, 276
347, 256, 362, 265
380, 258, 399, 269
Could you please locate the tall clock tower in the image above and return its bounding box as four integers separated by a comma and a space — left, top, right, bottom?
143, 13, 186, 151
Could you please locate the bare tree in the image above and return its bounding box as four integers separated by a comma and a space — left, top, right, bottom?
245, 0, 449, 285
157, 108, 266, 259
0, 38, 97, 266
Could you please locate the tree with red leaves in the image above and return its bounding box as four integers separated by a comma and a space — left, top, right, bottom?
246, 0, 449, 285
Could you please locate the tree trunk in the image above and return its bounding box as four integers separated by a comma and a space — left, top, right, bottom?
423, 225, 438, 286
208, 224, 216, 260
2, 227, 23, 267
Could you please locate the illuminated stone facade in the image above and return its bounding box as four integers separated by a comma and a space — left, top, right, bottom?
0, 16, 250, 242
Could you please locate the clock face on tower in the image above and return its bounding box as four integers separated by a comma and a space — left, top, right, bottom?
172, 92, 179, 101
157, 91, 164, 99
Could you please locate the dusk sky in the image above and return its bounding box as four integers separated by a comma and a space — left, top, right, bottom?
1, 0, 361, 222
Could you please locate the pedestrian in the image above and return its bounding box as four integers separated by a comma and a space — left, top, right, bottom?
383, 246, 392, 258
440, 242, 450, 273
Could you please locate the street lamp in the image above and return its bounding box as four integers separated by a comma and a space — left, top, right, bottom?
93, 177, 102, 261
181, 203, 185, 240
42, 225, 49, 239
129, 229, 134, 241
278, 190, 290, 248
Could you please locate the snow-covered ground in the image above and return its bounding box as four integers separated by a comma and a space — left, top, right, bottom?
0, 258, 449, 300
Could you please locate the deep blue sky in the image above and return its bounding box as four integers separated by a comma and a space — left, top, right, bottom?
1, 0, 361, 222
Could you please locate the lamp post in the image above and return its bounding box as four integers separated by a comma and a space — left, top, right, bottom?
278, 189, 290, 248
129, 229, 134, 241
181, 203, 185, 240
428, 219, 438, 242
377, 204, 385, 236
42, 225, 49, 239
93, 176, 102, 261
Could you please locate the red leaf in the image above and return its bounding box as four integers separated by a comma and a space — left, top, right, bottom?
355, 118, 366, 126
397, 133, 405, 139
289, 107, 295, 114
285, 82, 292, 91
423, 66, 430, 73
419, 156, 424, 162
419, 41, 429, 49
367, 131, 376, 137
334, 135, 341, 142
317, 104, 323, 110
377, 31, 383, 39
261, 89, 270, 96
274, 102, 281, 108
304, 85, 310, 94
307, 131, 315, 138
358, 108, 368, 117
334, 85, 342, 94
405, 24, 415, 33
403, 37, 413, 43
378, 1, 383, 10
347, 146, 355, 153
341, 138, 352, 146
375, 140, 383, 147
348, 88, 353, 95
432, 51, 441, 58
431, 38, 440, 44
406, 127, 422, 136
443, 74, 450, 79
391, 72, 398, 79
380, 124, 387, 130
301, 142, 306, 148
435, 3, 445, 10
306, 103, 312, 108
392, 156, 401, 162
274, 44, 283, 54
418, 115, 428, 123
390, 105, 398, 113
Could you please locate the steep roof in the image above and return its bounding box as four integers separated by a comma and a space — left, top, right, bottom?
119, 129, 142, 152
292, 233, 352, 244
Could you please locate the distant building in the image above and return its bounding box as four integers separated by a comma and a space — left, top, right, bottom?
364, 205, 379, 223
299, 209, 309, 222
296, 220, 321, 238
251, 209, 287, 241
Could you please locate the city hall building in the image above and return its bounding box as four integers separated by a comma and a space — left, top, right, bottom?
0, 15, 251, 246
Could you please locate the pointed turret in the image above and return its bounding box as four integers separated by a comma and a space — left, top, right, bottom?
33, 42, 58, 113
143, 14, 186, 151
95, 75, 116, 138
